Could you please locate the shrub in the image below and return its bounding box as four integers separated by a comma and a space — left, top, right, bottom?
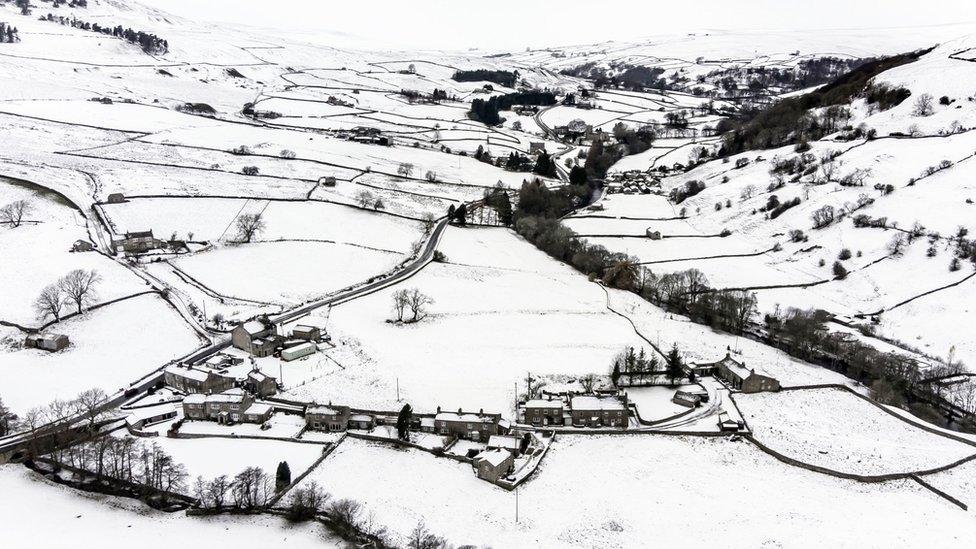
832, 261, 848, 279
838, 248, 852, 260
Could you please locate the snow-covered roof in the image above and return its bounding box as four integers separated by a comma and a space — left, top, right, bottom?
308, 406, 344, 416
571, 395, 626, 412
349, 414, 373, 422
183, 394, 207, 405
524, 399, 564, 410
435, 412, 494, 423
475, 449, 511, 468
421, 417, 435, 427
284, 342, 317, 353
246, 403, 272, 416
206, 389, 247, 404
240, 320, 269, 335
248, 370, 272, 381
487, 435, 518, 450
165, 365, 211, 382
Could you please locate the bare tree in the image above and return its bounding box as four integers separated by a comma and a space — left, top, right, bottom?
76, 387, 108, 434
0, 199, 31, 228
406, 288, 434, 322
397, 163, 415, 177
811, 205, 836, 229
580, 374, 597, 393
421, 212, 437, 234
287, 480, 330, 521
408, 521, 446, 549
0, 396, 11, 437
235, 213, 265, 243
740, 184, 756, 201
328, 498, 364, 533
58, 269, 101, 314
424, 170, 437, 182
355, 190, 375, 208
912, 93, 934, 117
391, 289, 409, 322
232, 466, 270, 510
34, 283, 65, 322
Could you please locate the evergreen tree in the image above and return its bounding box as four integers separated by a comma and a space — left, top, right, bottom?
275, 461, 292, 491
569, 165, 588, 186
533, 152, 556, 177
454, 203, 467, 226
666, 344, 684, 386
495, 192, 513, 226
447, 204, 456, 220
396, 403, 413, 441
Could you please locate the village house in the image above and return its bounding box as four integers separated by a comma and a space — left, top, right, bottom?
570, 394, 629, 428
487, 434, 519, 456
163, 365, 235, 394
306, 405, 351, 432
713, 353, 781, 393
231, 317, 279, 357
182, 390, 271, 424
473, 449, 514, 483
245, 368, 278, 397
241, 402, 273, 424
521, 399, 565, 426
114, 230, 160, 254
434, 408, 503, 441
24, 333, 69, 352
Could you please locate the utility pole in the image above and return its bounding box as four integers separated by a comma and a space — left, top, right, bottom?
396, 377, 400, 401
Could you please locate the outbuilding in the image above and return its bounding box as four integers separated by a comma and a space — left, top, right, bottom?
25, 333, 69, 352
473, 449, 514, 483
281, 342, 316, 361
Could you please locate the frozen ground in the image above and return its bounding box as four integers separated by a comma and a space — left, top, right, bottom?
285, 227, 647, 414
737, 388, 976, 475
299, 435, 976, 548
0, 466, 342, 548
0, 294, 202, 415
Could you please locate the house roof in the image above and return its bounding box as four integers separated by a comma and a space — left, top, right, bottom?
308, 406, 345, 416
206, 391, 248, 404
240, 320, 269, 335
571, 395, 626, 412
246, 403, 272, 416
183, 394, 207, 405
248, 370, 272, 382
524, 399, 563, 410
164, 365, 212, 382
487, 435, 518, 450
475, 449, 511, 468
349, 414, 373, 422
435, 412, 494, 423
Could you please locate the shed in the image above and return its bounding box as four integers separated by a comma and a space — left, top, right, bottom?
473, 449, 514, 483
25, 333, 69, 352
281, 342, 316, 361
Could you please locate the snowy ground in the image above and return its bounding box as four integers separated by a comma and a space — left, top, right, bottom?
0, 466, 343, 548
284, 227, 647, 414
737, 388, 976, 475
0, 294, 202, 415
298, 435, 976, 548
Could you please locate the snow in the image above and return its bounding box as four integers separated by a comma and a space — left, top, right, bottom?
0, 294, 202, 415
178, 413, 306, 439
737, 388, 975, 475
298, 435, 976, 547
0, 466, 342, 548
284, 227, 647, 414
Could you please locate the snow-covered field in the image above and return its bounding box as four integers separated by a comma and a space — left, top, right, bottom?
0, 466, 343, 548
173, 241, 406, 306
737, 388, 976, 475
285, 227, 647, 413
300, 435, 976, 548
0, 294, 202, 415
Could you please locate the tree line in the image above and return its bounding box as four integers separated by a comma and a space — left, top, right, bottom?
0, 21, 20, 42
41, 13, 168, 54
452, 69, 518, 88
468, 90, 557, 126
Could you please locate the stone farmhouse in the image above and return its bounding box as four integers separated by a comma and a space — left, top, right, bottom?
245, 368, 278, 397
570, 394, 629, 428
434, 408, 505, 441
306, 405, 352, 432
164, 365, 235, 394
182, 389, 273, 425
709, 353, 780, 393
24, 333, 69, 352
521, 398, 566, 426
473, 449, 514, 483
113, 230, 160, 254
231, 317, 279, 357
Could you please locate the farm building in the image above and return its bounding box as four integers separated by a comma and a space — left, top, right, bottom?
182, 389, 254, 424
570, 394, 629, 428
528, 142, 546, 155
291, 325, 322, 342
245, 368, 278, 397
306, 405, 351, 432
672, 390, 701, 408
231, 317, 279, 357
521, 399, 565, 426
24, 333, 69, 352
487, 434, 519, 455
348, 414, 375, 430
281, 342, 316, 361
125, 407, 178, 432
434, 409, 504, 441
106, 192, 126, 204
318, 176, 338, 187
242, 403, 273, 424
717, 411, 744, 432
71, 240, 94, 252
473, 449, 514, 483
113, 230, 160, 254
163, 365, 235, 394
713, 354, 780, 393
